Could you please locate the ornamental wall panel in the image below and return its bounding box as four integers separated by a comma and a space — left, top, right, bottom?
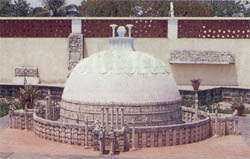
82, 19, 167, 38
178, 20, 250, 39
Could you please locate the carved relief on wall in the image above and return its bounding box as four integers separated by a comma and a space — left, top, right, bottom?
68, 33, 83, 71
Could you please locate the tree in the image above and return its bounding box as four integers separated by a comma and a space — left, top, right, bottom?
0, 0, 13, 16
212, 0, 245, 17
12, 0, 32, 16
79, 0, 170, 17
42, 0, 66, 16
32, 7, 50, 17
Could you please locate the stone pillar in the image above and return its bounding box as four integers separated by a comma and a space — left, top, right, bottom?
101, 107, 105, 127
194, 90, 199, 120
105, 108, 109, 130
111, 107, 114, 129
116, 108, 119, 129
233, 116, 239, 135
68, 33, 83, 72
132, 120, 136, 150
99, 130, 105, 155
84, 118, 90, 148
110, 131, 116, 155
45, 90, 51, 120
121, 108, 124, 128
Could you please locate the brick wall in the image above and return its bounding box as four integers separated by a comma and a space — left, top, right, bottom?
0, 20, 71, 37
2, 19, 250, 39
178, 20, 250, 39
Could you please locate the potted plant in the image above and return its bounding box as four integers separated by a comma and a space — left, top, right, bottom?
191, 79, 201, 91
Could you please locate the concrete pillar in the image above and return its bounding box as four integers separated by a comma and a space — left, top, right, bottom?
71, 19, 82, 33
168, 19, 178, 39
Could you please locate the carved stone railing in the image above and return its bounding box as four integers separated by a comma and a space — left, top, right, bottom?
170, 50, 235, 64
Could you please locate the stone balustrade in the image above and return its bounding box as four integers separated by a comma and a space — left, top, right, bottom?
9, 109, 33, 130
8, 106, 239, 153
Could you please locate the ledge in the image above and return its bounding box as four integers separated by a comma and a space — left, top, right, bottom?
170, 50, 235, 64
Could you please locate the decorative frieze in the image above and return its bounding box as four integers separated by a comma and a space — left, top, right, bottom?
82, 19, 168, 38
68, 33, 83, 71
170, 50, 235, 64
178, 20, 250, 39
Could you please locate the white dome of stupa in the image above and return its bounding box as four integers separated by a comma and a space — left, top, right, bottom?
62, 25, 181, 106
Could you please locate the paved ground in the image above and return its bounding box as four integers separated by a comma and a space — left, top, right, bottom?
238, 115, 250, 146
0, 115, 250, 159
0, 115, 8, 129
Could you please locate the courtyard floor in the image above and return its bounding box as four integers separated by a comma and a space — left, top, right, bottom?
0, 128, 250, 159
0, 115, 250, 159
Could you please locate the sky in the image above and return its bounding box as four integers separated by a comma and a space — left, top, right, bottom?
24, 0, 82, 7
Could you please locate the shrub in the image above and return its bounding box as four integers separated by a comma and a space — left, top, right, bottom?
17, 85, 42, 109
0, 101, 9, 117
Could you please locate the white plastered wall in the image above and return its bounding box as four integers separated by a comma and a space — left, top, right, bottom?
0, 38, 68, 84
1, 37, 250, 86
84, 38, 250, 87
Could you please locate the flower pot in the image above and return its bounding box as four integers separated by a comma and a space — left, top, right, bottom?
191, 79, 201, 91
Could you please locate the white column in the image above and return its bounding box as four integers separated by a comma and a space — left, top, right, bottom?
71, 19, 82, 33
168, 19, 178, 39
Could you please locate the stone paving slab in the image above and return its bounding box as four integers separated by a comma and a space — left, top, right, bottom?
0, 128, 250, 159
0, 115, 8, 129
238, 115, 250, 146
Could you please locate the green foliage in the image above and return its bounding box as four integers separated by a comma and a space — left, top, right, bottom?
1, 0, 250, 17
32, 7, 50, 17
0, 0, 13, 16
174, 1, 213, 17
0, 0, 32, 17
42, 0, 65, 16
212, 0, 245, 17
79, 0, 170, 17
0, 101, 9, 117
17, 85, 42, 109
12, 0, 32, 16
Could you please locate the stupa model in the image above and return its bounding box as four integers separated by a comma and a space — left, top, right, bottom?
61, 24, 182, 128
